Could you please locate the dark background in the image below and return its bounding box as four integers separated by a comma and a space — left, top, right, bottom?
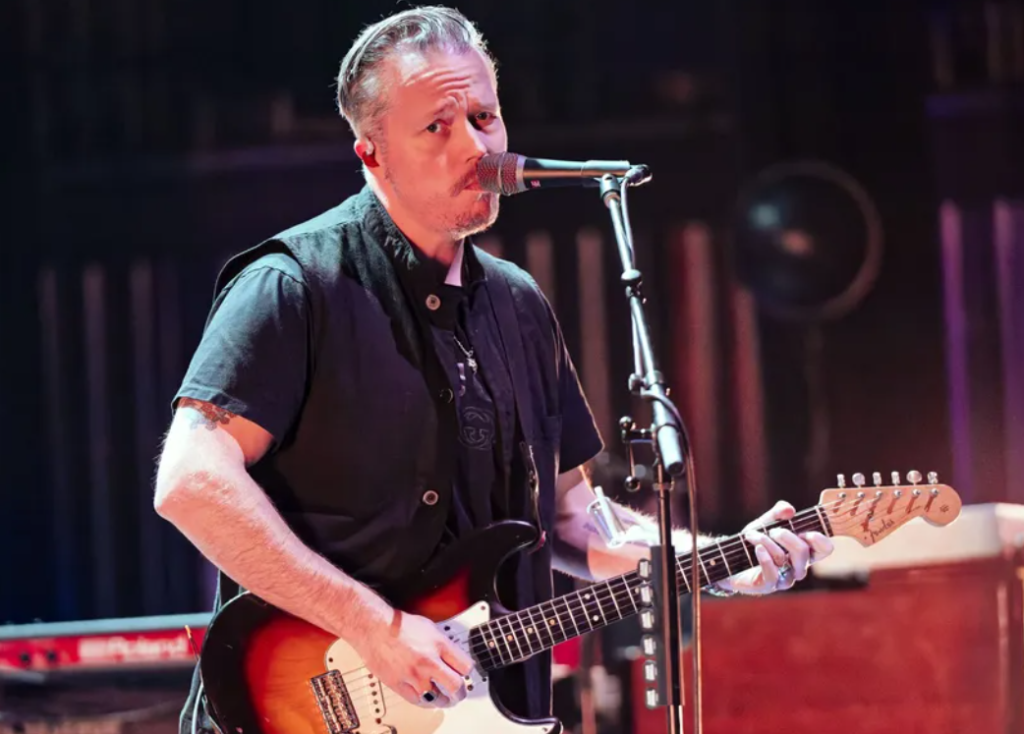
2, 0, 1022, 625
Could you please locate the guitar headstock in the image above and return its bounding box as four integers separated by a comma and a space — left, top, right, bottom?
818, 471, 961, 547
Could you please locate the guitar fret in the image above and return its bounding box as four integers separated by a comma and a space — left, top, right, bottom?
511, 611, 534, 657
739, 538, 754, 568
484, 620, 499, 663
482, 621, 506, 667
574, 590, 589, 631
524, 610, 539, 655
562, 595, 581, 637
716, 539, 732, 578
696, 548, 711, 587
623, 576, 639, 610
549, 598, 568, 643
543, 604, 558, 647
575, 590, 593, 632
579, 589, 604, 628
606, 580, 622, 619
594, 588, 608, 625
507, 615, 527, 660
495, 616, 518, 662
528, 605, 551, 649
814, 505, 832, 536
552, 599, 568, 643
520, 607, 538, 650
675, 557, 693, 593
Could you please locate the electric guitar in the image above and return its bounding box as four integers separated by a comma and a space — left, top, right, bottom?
198, 476, 961, 734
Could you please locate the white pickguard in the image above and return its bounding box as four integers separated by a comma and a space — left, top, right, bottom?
324, 601, 558, 734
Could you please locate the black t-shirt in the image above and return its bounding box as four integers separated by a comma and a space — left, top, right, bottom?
430, 285, 505, 537
413, 244, 517, 546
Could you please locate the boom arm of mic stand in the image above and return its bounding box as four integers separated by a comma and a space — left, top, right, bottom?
599, 173, 703, 734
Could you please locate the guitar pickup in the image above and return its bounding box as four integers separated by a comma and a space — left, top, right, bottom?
311, 671, 359, 734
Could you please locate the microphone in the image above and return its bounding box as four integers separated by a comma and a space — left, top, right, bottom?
477, 152, 636, 196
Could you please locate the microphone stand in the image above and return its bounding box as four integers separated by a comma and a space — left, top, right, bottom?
598, 169, 702, 734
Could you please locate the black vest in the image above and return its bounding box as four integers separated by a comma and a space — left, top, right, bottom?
181, 186, 568, 731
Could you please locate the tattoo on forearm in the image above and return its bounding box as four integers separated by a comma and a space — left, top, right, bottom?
179, 397, 235, 431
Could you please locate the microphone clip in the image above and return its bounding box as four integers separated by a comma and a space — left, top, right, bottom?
624, 164, 652, 187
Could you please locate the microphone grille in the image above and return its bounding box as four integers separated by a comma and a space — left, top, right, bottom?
477, 152, 523, 196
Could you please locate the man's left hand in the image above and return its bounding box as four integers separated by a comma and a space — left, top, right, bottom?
714, 501, 834, 596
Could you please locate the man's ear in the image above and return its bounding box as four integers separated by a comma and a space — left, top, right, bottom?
354, 138, 379, 168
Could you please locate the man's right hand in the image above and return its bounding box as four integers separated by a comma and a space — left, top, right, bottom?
156, 400, 474, 708
352, 610, 476, 708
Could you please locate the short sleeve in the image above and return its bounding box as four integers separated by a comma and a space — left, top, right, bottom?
553, 315, 604, 474
174, 255, 311, 445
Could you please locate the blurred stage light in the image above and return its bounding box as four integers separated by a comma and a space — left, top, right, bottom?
733, 160, 883, 322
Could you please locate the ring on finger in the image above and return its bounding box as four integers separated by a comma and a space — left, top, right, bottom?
776, 560, 795, 589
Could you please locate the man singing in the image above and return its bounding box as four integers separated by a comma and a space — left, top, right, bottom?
154, 6, 833, 732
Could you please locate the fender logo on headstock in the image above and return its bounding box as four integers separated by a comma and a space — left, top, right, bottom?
864, 516, 896, 544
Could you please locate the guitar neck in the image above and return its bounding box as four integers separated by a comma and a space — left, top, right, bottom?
470, 505, 832, 671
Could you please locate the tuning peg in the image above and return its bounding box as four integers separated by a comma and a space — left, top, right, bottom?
853, 472, 866, 488
908, 470, 922, 485
891, 471, 900, 485
927, 471, 938, 485
837, 474, 846, 488
872, 472, 882, 486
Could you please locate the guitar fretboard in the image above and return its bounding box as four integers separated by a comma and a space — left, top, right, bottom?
468, 506, 831, 671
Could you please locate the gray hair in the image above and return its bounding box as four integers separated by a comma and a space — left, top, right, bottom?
336, 6, 496, 139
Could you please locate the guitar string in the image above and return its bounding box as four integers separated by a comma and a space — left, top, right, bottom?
335, 492, 943, 704
337, 495, 907, 705
339, 510, 825, 702
334, 509, 896, 712
463, 498, 844, 661
340, 492, 935, 703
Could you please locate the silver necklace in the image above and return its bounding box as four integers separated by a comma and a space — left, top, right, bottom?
452, 333, 478, 374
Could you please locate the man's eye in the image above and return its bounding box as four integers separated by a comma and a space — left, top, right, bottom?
426, 121, 442, 133
474, 112, 494, 123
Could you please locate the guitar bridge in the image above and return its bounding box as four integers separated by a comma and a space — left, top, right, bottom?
310, 671, 359, 733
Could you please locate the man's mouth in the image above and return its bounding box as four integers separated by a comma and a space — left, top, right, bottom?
454, 169, 486, 195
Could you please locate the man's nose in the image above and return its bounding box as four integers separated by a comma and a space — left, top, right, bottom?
456, 117, 489, 159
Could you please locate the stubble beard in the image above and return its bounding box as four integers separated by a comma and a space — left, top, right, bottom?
449, 192, 500, 239
386, 163, 500, 240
